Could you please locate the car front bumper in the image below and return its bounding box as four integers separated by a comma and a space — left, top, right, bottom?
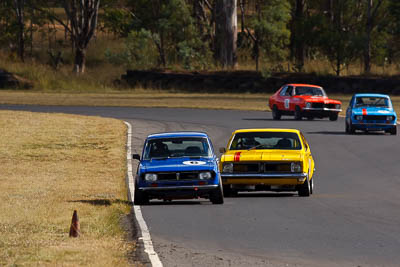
302, 107, 341, 116
221, 172, 307, 185
351, 122, 396, 130
139, 184, 218, 191
138, 184, 219, 199
303, 107, 342, 112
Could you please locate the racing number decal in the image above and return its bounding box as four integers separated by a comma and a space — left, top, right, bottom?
183, 161, 206, 165
284, 99, 290, 109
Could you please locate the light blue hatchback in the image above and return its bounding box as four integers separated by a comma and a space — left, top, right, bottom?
345, 93, 397, 135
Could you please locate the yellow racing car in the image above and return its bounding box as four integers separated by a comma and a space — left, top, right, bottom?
219, 129, 315, 197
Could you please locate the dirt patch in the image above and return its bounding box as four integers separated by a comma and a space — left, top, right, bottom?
0, 69, 33, 89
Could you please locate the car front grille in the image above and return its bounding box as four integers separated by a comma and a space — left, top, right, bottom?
232, 162, 298, 173
264, 162, 292, 173
363, 115, 386, 121
233, 163, 260, 173
311, 103, 336, 109
156, 171, 202, 181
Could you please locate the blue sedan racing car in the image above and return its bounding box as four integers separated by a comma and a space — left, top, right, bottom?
345, 93, 397, 135
132, 132, 224, 204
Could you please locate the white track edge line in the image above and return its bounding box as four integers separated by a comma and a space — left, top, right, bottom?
124, 121, 163, 267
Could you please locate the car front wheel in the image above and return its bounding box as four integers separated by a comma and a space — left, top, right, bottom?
310, 178, 314, 194
298, 176, 311, 197
223, 185, 238, 197
294, 106, 302, 120
347, 121, 355, 134
272, 105, 281, 120
134, 183, 149, 205
210, 182, 224, 204
329, 113, 339, 121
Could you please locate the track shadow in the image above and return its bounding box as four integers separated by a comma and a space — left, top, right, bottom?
307, 131, 347, 135
231, 192, 296, 198
242, 118, 330, 122
69, 199, 131, 206
145, 200, 203, 206
307, 131, 386, 136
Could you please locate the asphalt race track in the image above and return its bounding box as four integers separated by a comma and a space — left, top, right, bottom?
2, 105, 400, 267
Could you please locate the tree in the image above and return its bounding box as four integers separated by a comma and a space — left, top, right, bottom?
13, 0, 26, 61
41, 0, 100, 73
127, 0, 207, 68
290, 0, 306, 71
0, 1, 16, 51
387, 0, 400, 62
214, 0, 237, 69
242, 0, 290, 71
63, 0, 100, 73
363, 0, 387, 74
318, 0, 363, 76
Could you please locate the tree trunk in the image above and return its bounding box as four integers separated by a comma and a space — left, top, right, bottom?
14, 0, 25, 62
336, 50, 341, 76
215, 0, 237, 69
294, 0, 306, 70
159, 30, 166, 68
74, 48, 86, 74
254, 40, 259, 71
364, 0, 372, 74
62, 0, 100, 74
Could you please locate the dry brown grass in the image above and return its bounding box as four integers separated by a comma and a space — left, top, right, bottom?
0, 111, 134, 266
0, 90, 270, 110
1, 91, 400, 116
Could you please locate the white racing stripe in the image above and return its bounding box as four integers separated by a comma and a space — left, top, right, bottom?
124, 121, 163, 267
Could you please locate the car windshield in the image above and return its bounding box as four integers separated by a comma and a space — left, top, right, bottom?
229, 132, 302, 150
354, 97, 390, 108
143, 137, 212, 159
295, 86, 326, 96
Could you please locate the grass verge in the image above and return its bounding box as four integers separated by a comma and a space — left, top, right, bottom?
0, 111, 135, 266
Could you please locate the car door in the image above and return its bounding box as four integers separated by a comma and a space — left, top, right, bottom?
277, 85, 294, 111
273, 85, 287, 110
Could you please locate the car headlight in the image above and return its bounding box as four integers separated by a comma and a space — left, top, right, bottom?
355, 115, 363, 121
291, 162, 302, 173
199, 172, 212, 180
306, 102, 311, 108
386, 116, 394, 121
222, 163, 233, 173
335, 104, 341, 109
144, 173, 157, 182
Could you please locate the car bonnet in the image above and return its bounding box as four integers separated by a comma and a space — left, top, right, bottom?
222, 150, 303, 162
141, 157, 215, 172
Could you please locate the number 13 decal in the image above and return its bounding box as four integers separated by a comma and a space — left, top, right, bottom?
284, 99, 290, 109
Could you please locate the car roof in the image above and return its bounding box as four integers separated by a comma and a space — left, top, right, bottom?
147, 132, 209, 139
285, 84, 322, 88
353, 93, 390, 98
232, 128, 301, 134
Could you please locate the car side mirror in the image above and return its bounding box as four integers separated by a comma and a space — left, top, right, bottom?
132, 154, 140, 160
219, 147, 226, 153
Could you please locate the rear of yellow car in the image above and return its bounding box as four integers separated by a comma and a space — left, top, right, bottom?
219, 129, 314, 197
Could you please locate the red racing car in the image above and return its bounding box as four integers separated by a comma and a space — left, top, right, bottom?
269, 84, 342, 121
